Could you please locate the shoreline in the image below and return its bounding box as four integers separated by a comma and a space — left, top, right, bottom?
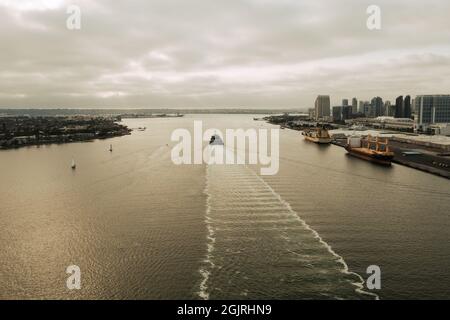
391, 157, 450, 179
266, 118, 450, 180
0, 116, 131, 151
0, 133, 130, 151
331, 138, 450, 180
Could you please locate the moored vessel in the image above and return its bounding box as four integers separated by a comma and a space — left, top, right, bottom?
302, 127, 332, 144
345, 135, 394, 165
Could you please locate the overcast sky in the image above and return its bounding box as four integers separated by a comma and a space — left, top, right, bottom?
1, 0, 449, 109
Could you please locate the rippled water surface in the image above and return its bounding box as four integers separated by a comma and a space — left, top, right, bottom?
1, 115, 449, 299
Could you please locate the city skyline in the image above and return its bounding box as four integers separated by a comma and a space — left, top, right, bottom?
2, 0, 450, 306
1, 0, 450, 109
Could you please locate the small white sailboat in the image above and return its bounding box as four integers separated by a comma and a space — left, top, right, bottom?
71, 159, 76, 170
109, 144, 113, 152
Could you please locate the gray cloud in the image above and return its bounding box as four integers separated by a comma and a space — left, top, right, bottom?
0, 0, 449, 109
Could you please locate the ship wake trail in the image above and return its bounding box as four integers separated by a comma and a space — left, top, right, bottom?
198, 164, 379, 300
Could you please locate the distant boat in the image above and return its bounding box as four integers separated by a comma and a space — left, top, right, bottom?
71, 159, 76, 170
302, 127, 332, 144
109, 144, 113, 152
209, 134, 224, 146
345, 135, 394, 166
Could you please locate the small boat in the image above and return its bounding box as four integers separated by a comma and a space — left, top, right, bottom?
209, 134, 224, 146
302, 127, 332, 144
71, 159, 76, 170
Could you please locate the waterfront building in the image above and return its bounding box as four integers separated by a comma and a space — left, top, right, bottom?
346, 116, 414, 132
429, 124, 450, 136
343, 105, 352, 120
315, 95, 331, 120
370, 97, 384, 118
332, 106, 343, 122
404, 95, 412, 119
352, 98, 358, 114
363, 101, 371, 117
332, 105, 352, 122
395, 96, 404, 118
385, 101, 394, 116
415, 95, 450, 133
358, 101, 365, 114
378, 117, 414, 131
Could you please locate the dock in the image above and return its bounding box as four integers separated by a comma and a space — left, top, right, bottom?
332, 137, 450, 179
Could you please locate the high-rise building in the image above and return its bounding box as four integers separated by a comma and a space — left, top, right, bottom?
342, 99, 349, 106
332, 106, 342, 122
358, 101, 365, 114
342, 105, 352, 120
332, 105, 352, 122
395, 96, 404, 118
415, 95, 450, 132
386, 101, 396, 117
371, 97, 384, 117
352, 98, 358, 114
384, 101, 393, 116
404, 95, 412, 119
315, 95, 330, 120
363, 101, 371, 117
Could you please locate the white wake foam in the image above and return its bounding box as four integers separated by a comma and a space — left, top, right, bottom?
252, 170, 379, 300
198, 160, 379, 300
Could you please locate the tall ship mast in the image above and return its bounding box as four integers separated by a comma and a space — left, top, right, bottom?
345, 135, 394, 166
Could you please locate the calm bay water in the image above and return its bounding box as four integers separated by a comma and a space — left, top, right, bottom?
0, 114, 449, 299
